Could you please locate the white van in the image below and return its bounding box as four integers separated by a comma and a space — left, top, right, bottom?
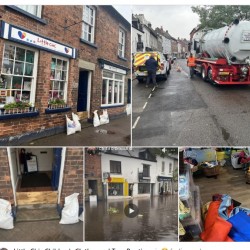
133, 51, 170, 83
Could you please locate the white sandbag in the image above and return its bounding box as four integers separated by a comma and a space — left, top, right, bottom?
93, 110, 101, 127
72, 113, 81, 132
79, 211, 84, 222
66, 115, 76, 135
126, 104, 131, 115
99, 109, 109, 125
59, 193, 79, 224
0, 199, 14, 230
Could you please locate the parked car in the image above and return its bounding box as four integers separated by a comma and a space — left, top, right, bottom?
133, 51, 170, 83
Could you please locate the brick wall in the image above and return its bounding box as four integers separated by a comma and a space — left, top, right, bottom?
85, 151, 102, 178
80, 6, 131, 117
0, 6, 82, 140
0, 148, 14, 204
60, 148, 84, 206
0, 5, 131, 141
85, 150, 103, 200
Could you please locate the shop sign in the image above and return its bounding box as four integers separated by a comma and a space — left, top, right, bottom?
3, 22, 76, 58
109, 177, 125, 183
103, 64, 126, 75
157, 176, 172, 181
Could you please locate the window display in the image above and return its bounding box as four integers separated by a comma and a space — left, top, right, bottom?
0, 43, 37, 107
49, 57, 68, 102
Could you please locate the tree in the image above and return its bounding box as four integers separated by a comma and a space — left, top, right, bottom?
192, 5, 250, 29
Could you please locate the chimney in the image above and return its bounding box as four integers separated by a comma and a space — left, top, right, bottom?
148, 23, 152, 28
161, 26, 163, 31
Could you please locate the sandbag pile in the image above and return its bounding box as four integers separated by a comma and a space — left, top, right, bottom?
93, 109, 109, 127
0, 199, 14, 230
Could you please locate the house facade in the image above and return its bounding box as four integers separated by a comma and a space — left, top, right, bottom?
0, 5, 131, 145
101, 149, 175, 200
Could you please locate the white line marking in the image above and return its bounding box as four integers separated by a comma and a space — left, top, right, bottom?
148, 93, 152, 99
143, 102, 148, 110
132, 116, 140, 129
152, 86, 156, 91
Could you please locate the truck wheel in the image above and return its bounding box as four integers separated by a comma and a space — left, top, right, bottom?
207, 67, 216, 85
201, 66, 208, 82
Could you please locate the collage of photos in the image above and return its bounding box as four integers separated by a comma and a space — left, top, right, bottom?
0, 3, 250, 248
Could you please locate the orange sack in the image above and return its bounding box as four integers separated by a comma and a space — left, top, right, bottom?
200, 201, 233, 242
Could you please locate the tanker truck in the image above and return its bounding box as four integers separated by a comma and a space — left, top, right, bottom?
190, 19, 250, 85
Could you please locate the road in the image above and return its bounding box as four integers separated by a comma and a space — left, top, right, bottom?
132, 59, 250, 146
85, 196, 178, 241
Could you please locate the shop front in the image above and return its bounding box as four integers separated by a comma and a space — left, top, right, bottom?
0, 21, 77, 144
105, 177, 128, 200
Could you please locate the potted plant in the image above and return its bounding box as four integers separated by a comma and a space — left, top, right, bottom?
3, 101, 32, 114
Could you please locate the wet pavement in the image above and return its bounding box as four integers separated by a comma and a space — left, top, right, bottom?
85, 195, 178, 241
132, 59, 250, 146
0, 219, 83, 241
21, 115, 131, 146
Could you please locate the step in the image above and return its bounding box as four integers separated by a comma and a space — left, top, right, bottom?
16, 191, 58, 205
16, 206, 60, 223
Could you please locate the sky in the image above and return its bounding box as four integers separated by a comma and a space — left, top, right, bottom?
113, 5, 132, 23
132, 5, 200, 40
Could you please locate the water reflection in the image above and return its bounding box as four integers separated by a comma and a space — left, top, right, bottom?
85, 195, 178, 241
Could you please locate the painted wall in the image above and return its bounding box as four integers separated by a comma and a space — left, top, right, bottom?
23, 148, 54, 171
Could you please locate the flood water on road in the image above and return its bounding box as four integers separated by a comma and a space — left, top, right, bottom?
85, 195, 178, 241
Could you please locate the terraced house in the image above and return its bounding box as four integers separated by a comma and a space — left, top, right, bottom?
0, 5, 131, 145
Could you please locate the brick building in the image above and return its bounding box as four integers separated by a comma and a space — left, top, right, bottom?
0, 5, 131, 145
0, 147, 83, 213
85, 148, 103, 201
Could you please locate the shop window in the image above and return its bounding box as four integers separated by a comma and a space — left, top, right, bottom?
82, 6, 96, 43
102, 70, 124, 106
49, 57, 68, 103
110, 160, 121, 174
143, 164, 150, 177
118, 28, 125, 58
138, 183, 150, 194
0, 43, 38, 108
108, 183, 123, 196
15, 5, 42, 18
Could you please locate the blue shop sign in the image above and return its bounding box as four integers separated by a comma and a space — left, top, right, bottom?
1, 21, 76, 59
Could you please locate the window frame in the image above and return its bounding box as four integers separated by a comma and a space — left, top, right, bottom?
101, 70, 125, 107
118, 27, 126, 58
143, 164, 150, 177
15, 5, 42, 18
0, 42, 39, 108
110, 160, 122, 174
82, 5, 96, 44
169, 162, 173, 174
161, 161, 165, 174
49, 55, 69, 103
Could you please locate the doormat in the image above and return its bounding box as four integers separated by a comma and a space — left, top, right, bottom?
21, 172, 51, 188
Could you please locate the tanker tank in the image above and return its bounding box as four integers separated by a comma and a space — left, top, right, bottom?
200, 20, 250, 64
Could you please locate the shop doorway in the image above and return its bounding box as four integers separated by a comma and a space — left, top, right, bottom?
88, 180, 97, 195
8, 148, 64, 206
77, 70, 91, 118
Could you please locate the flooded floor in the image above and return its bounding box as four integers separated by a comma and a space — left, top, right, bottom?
85, 195, 178, 241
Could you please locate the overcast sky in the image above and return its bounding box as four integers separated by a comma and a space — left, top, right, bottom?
132, 5, 200, 40
113, 5, 132, 23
